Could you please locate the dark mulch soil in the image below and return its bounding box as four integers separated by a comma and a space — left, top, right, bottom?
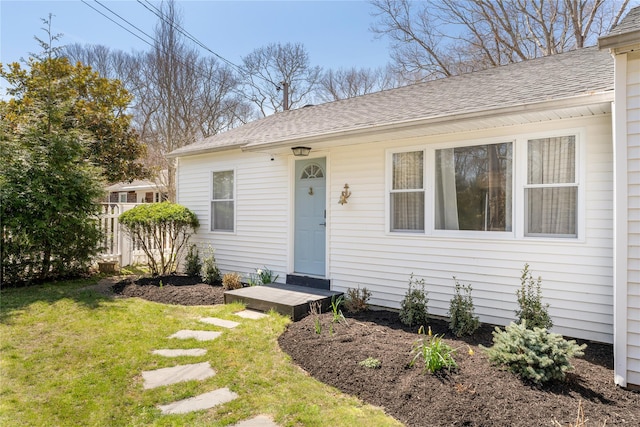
278, 310, 640, 427
111, 274, 225, 306
110, 278, 639, 426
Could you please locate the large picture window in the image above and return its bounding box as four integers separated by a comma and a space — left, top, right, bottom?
525, 136, 577, 237
211, 170, 234, 232
390, 151, 425, 232
435, 142, 512, 232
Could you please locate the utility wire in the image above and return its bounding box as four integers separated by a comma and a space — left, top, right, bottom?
80, 0, 154, 48
136, 0, 248, 77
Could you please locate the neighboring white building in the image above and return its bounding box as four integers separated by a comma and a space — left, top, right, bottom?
106, 174, 168, 204
170, 9, 640, 388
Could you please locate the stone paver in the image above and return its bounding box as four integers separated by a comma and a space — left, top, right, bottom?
152, 349, 207, 357
169, 329, 222, 341
231, 415, 279, 427
200, 317, 240, 328
157, 387, 239, 414
142, 362, 215, 389
234, 310, 267, 320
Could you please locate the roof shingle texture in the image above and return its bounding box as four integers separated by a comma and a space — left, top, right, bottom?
606, 5, 640, 36
171, 46, 613, 157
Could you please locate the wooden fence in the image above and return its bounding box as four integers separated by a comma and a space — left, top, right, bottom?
98, 203, 170, 267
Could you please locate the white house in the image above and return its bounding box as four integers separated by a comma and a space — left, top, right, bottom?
170, 8, 640, 388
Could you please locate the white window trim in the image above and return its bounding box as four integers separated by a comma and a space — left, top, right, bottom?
118, 192, 128, 203
209, 168, 236, 234
385, 146, 427, 234
386, 128, 585, 242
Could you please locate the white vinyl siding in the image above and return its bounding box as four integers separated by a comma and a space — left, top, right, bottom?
333, 115, 612, 343
177, 114, 613, 344
626, 52, 640, 386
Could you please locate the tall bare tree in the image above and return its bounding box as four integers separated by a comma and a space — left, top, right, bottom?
242, 42, 322, 116
318, 66, 400, 102
370, 0, 632, 82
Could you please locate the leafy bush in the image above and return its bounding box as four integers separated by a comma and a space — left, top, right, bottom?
222, 272, 242, 290
184, 244, 202, 278
119, 202, 199, 276
483, 321, 586, 384
359, 357, 381, 369
344, 286, 371, 313
201, 246, 221, 285
448, 278, 480, 337
399, 274, 429, 327
516, 264, 552, 330
410, 326, 457, 373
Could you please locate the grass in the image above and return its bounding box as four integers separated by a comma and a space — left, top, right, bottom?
0, 278, 401, 426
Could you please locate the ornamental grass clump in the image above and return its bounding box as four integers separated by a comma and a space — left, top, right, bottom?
448, 278, 480, 337
516, 263, 553, 330
222, 272, 242, 290
483, 321, 586, 384
410, 326, 457, 374
399, 274, 429, 327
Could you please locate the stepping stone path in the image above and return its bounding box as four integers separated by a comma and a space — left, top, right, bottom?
141, 310, 278, 425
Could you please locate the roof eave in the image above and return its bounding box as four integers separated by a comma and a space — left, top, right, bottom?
598, 30, 640, 51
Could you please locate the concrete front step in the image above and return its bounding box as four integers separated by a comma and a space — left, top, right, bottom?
169, 330, 222, 341
199, 317, 240, 328
157, 387, 239, 414
152, 349, 207, 357
142, 362, 215, 389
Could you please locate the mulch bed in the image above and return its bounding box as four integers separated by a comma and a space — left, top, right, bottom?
111, 277, 640, 426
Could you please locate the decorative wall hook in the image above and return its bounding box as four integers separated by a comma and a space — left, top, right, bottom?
339, 183, 351, 205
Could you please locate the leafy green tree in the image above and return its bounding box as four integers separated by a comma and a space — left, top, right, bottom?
1, 21, 148, 183
1, 65, 105, 284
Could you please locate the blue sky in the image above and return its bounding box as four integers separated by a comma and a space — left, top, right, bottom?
1, 0, 391, 71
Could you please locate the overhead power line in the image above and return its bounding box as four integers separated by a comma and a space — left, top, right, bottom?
80, 0, 154, 48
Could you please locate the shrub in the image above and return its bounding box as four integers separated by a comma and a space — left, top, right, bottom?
222, 272, 242, 290
119, 202, 199, 276
184, 244, 202, 278
516, 264, 552, 330
201, 246, 221, 285
359, 357, 381, 369
483, 321, 586, 384
448, 278, 480, 337
399, 274, 429, 327
344, 286, 371, 313
410, 326, 457, 373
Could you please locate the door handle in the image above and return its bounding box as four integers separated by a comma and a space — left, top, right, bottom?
319, 222, 326, 226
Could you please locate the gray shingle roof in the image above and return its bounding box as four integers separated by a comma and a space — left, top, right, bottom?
606, 5, 640, 36
170, 46, 613, 158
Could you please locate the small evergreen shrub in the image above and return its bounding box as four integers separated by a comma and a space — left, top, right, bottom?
222, 272, 242, 290
483, 321, 586, 384
448, 278, 480, 337
184, 244, 202, 278
399, 274, 429, 327
344, 286, 371, 313
516, 264, 553, 330
201, 246, 221, 285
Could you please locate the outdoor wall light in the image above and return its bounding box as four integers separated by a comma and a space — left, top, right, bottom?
339, 183, 351, 205
291, 146, 311, 156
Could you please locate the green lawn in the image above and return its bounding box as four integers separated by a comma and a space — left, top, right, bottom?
0, 278, 401, 426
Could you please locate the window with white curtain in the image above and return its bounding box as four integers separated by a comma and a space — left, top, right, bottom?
435, 142, 513, 232
390, 151, 425, 232
211, 170, 234, 232
525, 136, 577, 237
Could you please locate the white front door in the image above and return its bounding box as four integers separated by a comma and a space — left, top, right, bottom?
294, 158, 326, 276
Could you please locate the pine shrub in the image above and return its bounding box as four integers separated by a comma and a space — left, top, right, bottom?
344, 286, 371, 313
184, 244, 202, 278
483, 321, 586, 384
516, 264, 553, 330
448, 278, 480, 337
201, 246, 221, 285
399, 274, 429, 327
